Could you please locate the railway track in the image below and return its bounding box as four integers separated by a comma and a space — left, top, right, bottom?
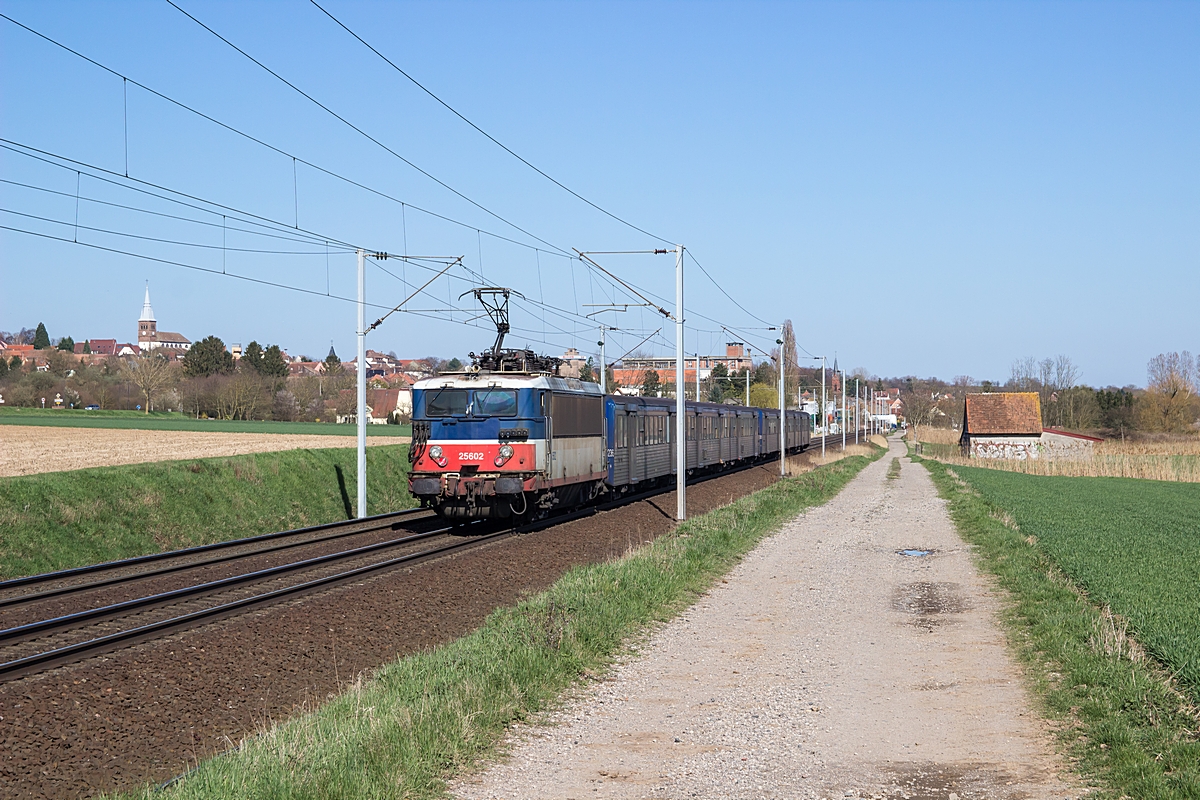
0, 433, 859, 683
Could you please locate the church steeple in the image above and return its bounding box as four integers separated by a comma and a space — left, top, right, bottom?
138, 282, 157, 344
140, 283, 155, 322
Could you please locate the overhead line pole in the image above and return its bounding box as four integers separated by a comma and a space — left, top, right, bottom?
777, 334, 785, 476
356, 248, 368, 518
841, 369, 847, 452
674, 245, 686, 521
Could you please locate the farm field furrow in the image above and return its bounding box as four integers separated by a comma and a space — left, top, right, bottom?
0, 408, 411, 437
951, 466, 1200, 700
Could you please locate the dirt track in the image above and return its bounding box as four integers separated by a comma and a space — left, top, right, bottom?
0, 426, 405, 477
455, 439, 1075, 799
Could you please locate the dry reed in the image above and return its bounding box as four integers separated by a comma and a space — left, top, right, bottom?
913, 429, 1200, 482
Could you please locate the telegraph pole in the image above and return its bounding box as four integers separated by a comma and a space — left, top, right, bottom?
855, 379, 860, 445
356, 248, 367, 518
674, 245, 686, 521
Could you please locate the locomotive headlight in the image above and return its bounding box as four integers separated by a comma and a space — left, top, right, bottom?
495, 443, 515, 467
428, 445, 443, 459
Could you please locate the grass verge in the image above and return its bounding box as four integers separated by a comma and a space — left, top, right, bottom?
0, 407, 410, 437
125, 452, 880, 800
913, 453, 1200, 799
0, 444, 413, 579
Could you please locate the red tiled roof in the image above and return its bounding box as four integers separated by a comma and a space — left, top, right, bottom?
964, 393, 1042, 435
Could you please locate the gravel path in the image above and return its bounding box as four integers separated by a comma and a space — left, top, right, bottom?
0, 426, 405, 476
454, 439, 1077, 800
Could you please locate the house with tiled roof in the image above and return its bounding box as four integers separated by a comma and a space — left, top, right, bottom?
960, 392, 1043, 459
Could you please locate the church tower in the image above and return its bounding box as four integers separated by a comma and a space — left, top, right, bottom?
138, 283, 157, 347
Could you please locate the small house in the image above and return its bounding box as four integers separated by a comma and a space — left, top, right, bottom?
960, 393, 1043, 459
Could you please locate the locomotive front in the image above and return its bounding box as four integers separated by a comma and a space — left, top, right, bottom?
409, 368, 606, 520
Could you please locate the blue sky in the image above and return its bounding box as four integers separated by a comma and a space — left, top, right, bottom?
1, 1, 1196, 387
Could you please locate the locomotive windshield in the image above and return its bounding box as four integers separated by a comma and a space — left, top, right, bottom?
425, 389, 468, 417
474, 388, 518, 417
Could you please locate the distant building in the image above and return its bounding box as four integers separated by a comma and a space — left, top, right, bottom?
622, 342, 753, 378
960, 393, 1043, 459
137, 284, 191, 354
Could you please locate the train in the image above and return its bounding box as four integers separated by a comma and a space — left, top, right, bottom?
407, 347, 812, 522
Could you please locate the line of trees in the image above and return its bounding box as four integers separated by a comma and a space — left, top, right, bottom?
895, 351, 1199, 436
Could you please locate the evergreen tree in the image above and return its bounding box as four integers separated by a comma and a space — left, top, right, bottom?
578, 357, 595, 383
261, 344, 289, 378
446, 357, 463, 371
57, 336, 75, 352
82, 340, 92, 354
241, 341, 264, 373
9, 356, 21, 372
641, 369, 661, 397
33, 322, 50, 350
0, 356, 8, 379
182, 335, 235, 377
324, 349, 343, 375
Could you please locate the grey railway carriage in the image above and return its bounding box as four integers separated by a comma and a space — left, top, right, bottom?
605, 395, 810, 495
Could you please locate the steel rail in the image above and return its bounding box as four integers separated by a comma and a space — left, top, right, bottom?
0, 524, 506, 682
0, 430, 855, 682
0, 509, 437, 611
0, 523, 459, 645
0, 507, 429, 594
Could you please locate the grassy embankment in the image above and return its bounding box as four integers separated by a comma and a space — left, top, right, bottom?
0, 444, 414, 579
0, 407, 410, 436
117, 450, 883, 800
916, 455, 1200, 798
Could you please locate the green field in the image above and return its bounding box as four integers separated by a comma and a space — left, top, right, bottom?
0, 407, 410, 436
920, 456, 1200, 798
953, 466, 1200, 699
0, 444, 414, 579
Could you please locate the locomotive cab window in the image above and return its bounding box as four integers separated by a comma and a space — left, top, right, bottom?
425, 389, 468, 417
474, 388, 518, 417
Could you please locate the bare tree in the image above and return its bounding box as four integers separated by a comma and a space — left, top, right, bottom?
1008, 357, 1038, 391
122, 352, 176, 413
901, 382, 939, 441
1053, 355, 1080, 391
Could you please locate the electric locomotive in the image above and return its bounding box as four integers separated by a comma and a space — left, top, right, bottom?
408, 348, 606, 520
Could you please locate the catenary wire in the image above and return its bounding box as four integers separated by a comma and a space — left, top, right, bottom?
164, 0, 575, 259
309, 0, 673, 247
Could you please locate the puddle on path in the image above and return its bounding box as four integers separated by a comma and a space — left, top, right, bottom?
892, 582, 969, 617
898, 548, 935, 557
879, 761, 1031, 799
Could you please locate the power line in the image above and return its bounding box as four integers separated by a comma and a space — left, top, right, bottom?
0, 207, 341, 256
165, 0, 575, 259
0, 12, 582, 262
2, 138, 360, 251
310, 0, 673, 247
